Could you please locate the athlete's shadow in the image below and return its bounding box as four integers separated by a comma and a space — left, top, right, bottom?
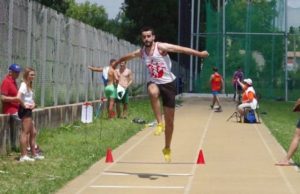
103, 170, 168, 180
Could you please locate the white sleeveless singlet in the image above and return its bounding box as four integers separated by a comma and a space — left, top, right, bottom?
141, 42, 176, 84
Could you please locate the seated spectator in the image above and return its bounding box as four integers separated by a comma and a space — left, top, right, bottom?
237, 78, 258, 121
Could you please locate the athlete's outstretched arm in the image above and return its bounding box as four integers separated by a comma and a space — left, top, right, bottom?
114, 49, 141, 66
158, 42, 209, 58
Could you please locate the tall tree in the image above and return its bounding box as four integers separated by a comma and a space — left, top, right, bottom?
66, 1, 109, 31
121, 0, 178, 45
33, 0, 71, 14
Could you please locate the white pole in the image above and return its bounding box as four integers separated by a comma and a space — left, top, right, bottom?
189, 0, 195, 92
222, 0, 226, 93
284, 0, 288, 101
195, 0, 201, 84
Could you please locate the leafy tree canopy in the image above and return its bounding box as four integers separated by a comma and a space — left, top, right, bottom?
66, 0, 109, 31
33, 0, 71, 14
121, 0, 178, 45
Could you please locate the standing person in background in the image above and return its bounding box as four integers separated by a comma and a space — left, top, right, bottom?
232, 67, 244, 103
114, 61, 133, 119
17, 67, 44, 162
112, 27, 209, 162
89, 59, 117, 119
1, 64, 42, 156
276, 98, 300, 166
210, 67, 223, 112
1, 64, 21, 115
1, 64, 22, 151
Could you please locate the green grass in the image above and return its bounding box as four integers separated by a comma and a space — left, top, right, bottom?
0, 99, 154, 194
259, 99, 300, 164
1, 98, 299, 193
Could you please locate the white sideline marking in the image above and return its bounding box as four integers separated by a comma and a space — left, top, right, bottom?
184, 111, 214, 194
90, 185, 184, 189
254, 124, 296, 194
102, 172, 192, 176
75, 129, 154, 194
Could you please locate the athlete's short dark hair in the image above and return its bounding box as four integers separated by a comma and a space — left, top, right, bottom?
140, 27, 155, 35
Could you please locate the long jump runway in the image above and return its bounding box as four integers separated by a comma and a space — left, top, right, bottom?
57, 97, 300, 194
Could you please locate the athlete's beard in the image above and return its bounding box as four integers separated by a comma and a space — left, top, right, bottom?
144, 40, 153, 48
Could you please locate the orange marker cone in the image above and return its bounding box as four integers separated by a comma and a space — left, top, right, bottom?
105, 148, 114, 163
196, 149, 205, 164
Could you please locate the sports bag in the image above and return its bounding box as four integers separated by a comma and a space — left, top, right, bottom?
244, 110, 257, 123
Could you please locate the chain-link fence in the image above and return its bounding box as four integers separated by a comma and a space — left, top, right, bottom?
188, 0, 299, 101
0, 0, 148, 108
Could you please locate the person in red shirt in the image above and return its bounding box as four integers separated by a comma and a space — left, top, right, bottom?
1, 64, 21, 114
210, 67, 224, 112
1, 64, 22, 151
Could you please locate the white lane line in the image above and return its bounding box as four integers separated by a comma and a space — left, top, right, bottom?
75, 129, 154, 194
254, 124, 296, 194
184, 111, 214, 194
90, 185, 184, 189
102, 172, 192, 176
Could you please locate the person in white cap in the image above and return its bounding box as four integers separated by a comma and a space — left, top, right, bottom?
236, 78, 258, 121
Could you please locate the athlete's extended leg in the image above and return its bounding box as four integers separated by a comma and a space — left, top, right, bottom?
148, 83, 162, 123
163, 106, 175, 148
161, 106, 175, 162
148, 83, 164, 135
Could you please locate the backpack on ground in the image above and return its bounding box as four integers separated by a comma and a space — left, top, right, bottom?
244, 110, 257, 123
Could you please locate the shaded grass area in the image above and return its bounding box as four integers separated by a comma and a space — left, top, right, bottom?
0, 99, 154, 194
259, 99, 300, 164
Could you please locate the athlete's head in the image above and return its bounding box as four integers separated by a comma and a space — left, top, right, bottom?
140, 27, 155, 48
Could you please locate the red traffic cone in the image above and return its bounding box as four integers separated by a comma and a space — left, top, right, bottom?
196, 149, 205, 164
105, 148, 114, 163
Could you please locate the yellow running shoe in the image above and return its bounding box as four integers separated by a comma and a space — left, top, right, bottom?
154, 123, 165, 136
162, 148, 171, 163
